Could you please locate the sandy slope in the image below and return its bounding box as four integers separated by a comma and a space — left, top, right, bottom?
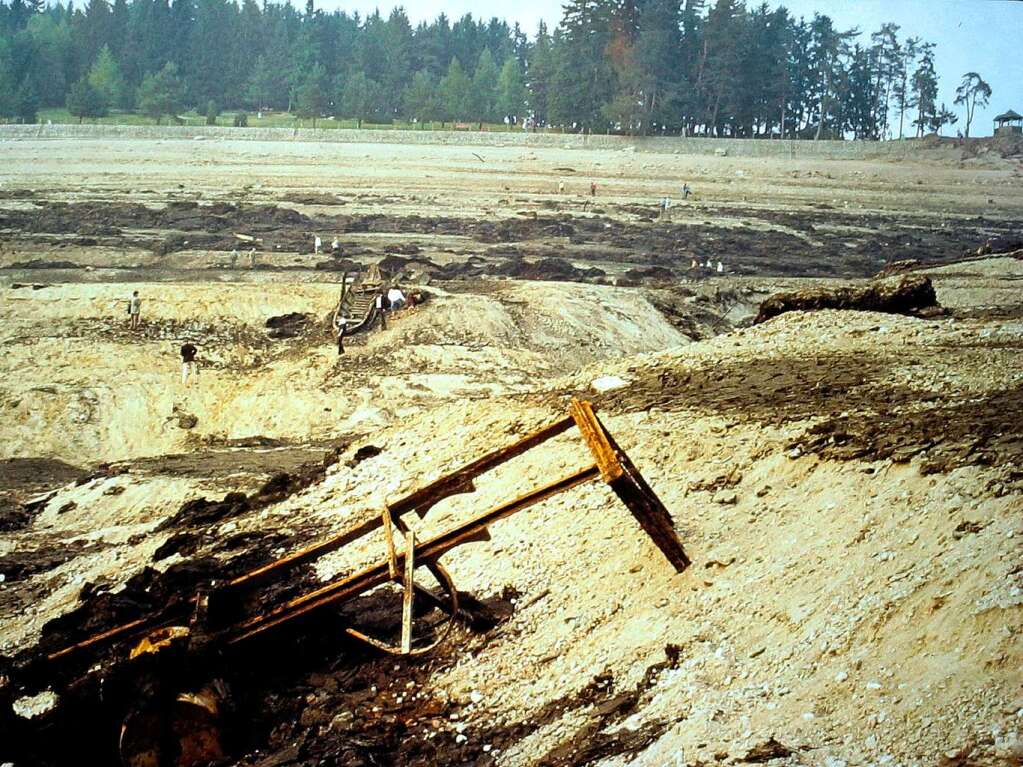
0, 280, 689, 464
2, 259, 1020, 766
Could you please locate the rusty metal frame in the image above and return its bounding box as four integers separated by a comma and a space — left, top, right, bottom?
43, 399, 688, 667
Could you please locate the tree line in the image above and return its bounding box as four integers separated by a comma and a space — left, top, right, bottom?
0, 0, 994, 138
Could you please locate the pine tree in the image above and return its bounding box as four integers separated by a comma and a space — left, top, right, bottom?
379, 7, 413, 120
135, 61, 185, 123
495, 56, 526, 123
633, 0, 683, 133
245, 55, 274, 111
294, 63, 327, 126
403, 68, 438, 122
526, 21, 553, 126
549, 0, 615, 133
66, 75, 107, 121
87, 45, 126, 109
339, 70, 378, 127
468, 48, 499, 122
954, 72, 991, 138
808, 13, 856, 140
930, 103, 957, 134
25, 13, 74, 106
698, 0, 744, 136
438, 56, 471, 121
869, 23, 900, 139
893, 36, 919, 139
785, 17, 813, 136
910, 42, 937, 137
843, 44, 875, 139
0, 40, 17, 118
678, 0, 704, 134
15, 77, 40, 123
79, 0, 113, 65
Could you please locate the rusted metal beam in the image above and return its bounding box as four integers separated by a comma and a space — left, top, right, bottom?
225, 415, 576, 593
388, 415, 576, 518
592, 409, 691, 573
570, 399, 624, 483
226, 515, 382, 591
46, 617, 153, 663
225, 464, 601, 645
41, 401, 688, 674
382, 507, 399, 581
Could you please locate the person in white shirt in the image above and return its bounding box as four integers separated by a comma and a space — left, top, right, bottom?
387, 287, 406, 311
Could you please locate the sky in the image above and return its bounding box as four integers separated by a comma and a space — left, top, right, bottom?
314, 0, 1022, 137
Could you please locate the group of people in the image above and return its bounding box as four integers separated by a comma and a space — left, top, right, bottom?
228, 248, 259, 268
125, 290, 201, 386
314, 236, 343, 256
659, 184, 693, 217
691, 258, 725, 273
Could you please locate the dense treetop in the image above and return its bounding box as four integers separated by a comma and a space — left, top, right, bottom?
0, 0, 977, 137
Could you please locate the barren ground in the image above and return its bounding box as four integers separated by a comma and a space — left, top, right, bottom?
0, 135, 1021, 767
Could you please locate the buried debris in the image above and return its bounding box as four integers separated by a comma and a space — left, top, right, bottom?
4, 399, 688, 766
754, 274, 939, 324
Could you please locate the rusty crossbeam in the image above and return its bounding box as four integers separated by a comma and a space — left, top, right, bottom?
225, 415, 576, 593
572, 400, 691, 572
42, 399, 688, 669
225, 464, 602, 645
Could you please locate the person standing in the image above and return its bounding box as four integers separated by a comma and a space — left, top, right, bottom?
590, 182, 597, 197
333, 314, 348, 355
129, 290, 142, 330
375, 291, 387, 330
180, 341, 199, 386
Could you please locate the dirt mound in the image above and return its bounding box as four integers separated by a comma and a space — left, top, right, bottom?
265, 312, 313, 338
754, 274, 938, 323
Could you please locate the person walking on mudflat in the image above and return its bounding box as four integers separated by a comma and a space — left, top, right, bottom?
129, 290, 142, 330
180, 341, 199, 386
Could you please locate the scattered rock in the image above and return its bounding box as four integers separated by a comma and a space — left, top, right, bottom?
347, 444, 383, 467
953, 520, 986, 539
265, 312, 311, 339
12, 691, 59, 719
591, 375, 629, 393
740, 737, 793, 763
